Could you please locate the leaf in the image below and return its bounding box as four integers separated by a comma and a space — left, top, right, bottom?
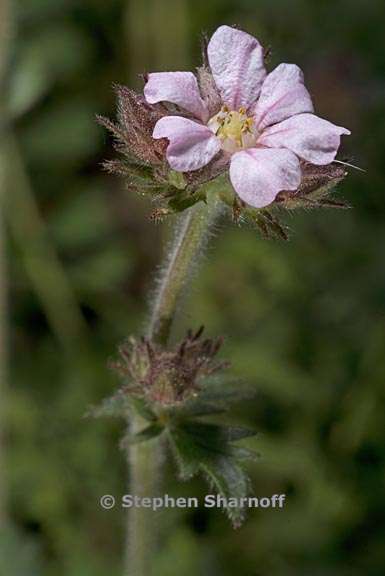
167, 192, 203, 213
181, 421, 257, 447
120, 423, 164, 447
85, 392, 131, 419
161, 375, 258, 421
167, 398, 226, 419
166, 426, 201, 480
129, 397, 158, 422
196, 376, 258, 407
225, 426, 259, 441
202, 457, 250, 527
228, 446, 261, 461
168, 170, 187, 190
166, 420, 257, 526
86, 394, 158, 423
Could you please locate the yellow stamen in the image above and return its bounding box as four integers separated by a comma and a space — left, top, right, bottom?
207, 106, 256, 152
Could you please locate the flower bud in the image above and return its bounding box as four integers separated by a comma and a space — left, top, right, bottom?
110, 327, 228, 406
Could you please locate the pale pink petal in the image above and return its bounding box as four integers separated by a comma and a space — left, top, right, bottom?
253, 63, 314, 131
144, 72, 209, 122
207, 25, 266, 111
153, 116, 221, 172
259, 113, 351, 165
229, 147, 301, 208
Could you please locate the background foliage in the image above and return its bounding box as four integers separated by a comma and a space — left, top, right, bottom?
1, 0, 384, 574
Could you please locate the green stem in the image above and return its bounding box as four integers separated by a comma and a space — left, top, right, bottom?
124, 418, 162, 576
149, 198, 220, 345
125, 197, 221, 576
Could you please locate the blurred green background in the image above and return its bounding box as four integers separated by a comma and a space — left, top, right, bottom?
1, 0, 384, 574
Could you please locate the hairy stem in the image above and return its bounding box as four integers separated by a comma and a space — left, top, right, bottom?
125, 196, 221, 576
149, 198, 220, 344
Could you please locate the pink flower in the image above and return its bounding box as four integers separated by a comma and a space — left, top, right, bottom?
144, 26, 350, 209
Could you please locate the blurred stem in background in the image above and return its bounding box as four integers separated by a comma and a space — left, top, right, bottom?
1, 128, 89, 531
4, 135, 88, 355
123, 2, 192, 574
0, 143, 8, 531
125, 0, 189, 85
0, 146, 8, 529
0, 0, 12, 530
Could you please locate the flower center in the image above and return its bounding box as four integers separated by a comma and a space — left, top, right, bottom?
208, 105, 256, 153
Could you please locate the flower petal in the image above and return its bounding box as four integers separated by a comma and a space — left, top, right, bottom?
253, 63, 314, 131
207, 25, 266, 111
229, 147, 301, 208
259, 113, 351, 165
153, 116, 221, 172
144, 72, 209, 122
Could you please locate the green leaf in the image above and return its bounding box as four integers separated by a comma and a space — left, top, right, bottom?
202, 457, 250, 527
86, 394, 158, 423
85, 392, 131, 419
196, 376, 258, 407
228, 446, 260, 461
225, 426, 259, 441
167, 420, 257, 526
167, 190, 205, 213
121, 423, 164, 447
166, 426, 201, 480
168, 170, 187, 190
180, 422, 257, 455
129, 397, 157, 422
167, 398, 226, 419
